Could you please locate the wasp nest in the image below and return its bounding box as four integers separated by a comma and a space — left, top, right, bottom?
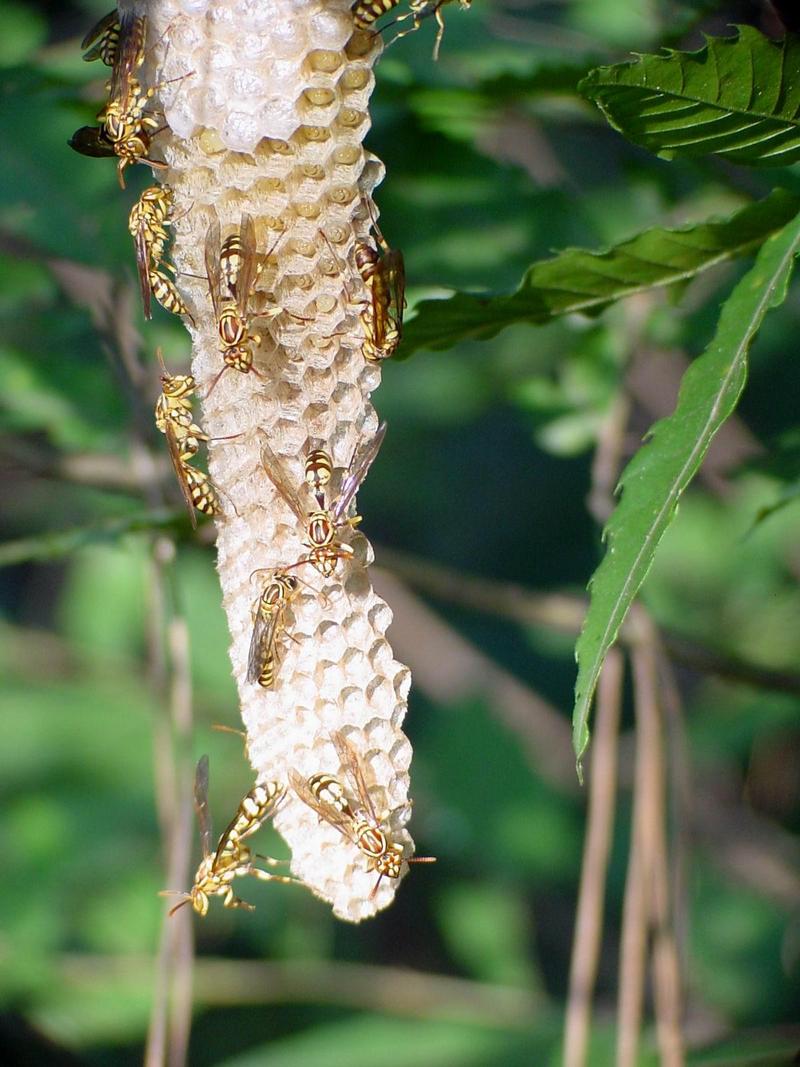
144, 0, 417, 921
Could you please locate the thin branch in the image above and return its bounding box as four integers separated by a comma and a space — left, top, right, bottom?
51, 254, 198, 1067
372, 569, 578, 792
0, 509, 181, 567
616, 833, 648, 1067
57, 955, 543, 1028
587, 392, 631, 526
564, 649, 624, 1067
144, 544, 196, 1067
374, 545, 800, 699
632, 620, 684, 1067
657, 647, 692, 991
0, 437, 168, 493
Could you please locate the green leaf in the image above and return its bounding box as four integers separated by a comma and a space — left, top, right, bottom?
572, 205, 800, 776
399, 190, 800, 355
579, 26, 800, 167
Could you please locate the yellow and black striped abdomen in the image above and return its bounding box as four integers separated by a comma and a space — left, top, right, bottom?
351, 0, 403, 30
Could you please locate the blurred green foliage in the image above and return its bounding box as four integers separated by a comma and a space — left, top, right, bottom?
1, 1, 799, 1065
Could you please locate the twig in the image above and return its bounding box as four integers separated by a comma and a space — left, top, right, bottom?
144, 545, 196, 1067
52, 255, 198, 1067
374, 545, 800, 699
632, 621, 684, 1067
616, 771, 648, 1067
0, 438, 168, 492
564, 649, 624, 1067
0, 509, 180, 567
57, 955, 543, 1028
372, 569, 578, 791
657, 647, 692, 989
587, 392, 631, 526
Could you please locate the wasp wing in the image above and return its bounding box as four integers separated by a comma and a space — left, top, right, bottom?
289, 769, 360, 846
259, 435, 308, 525
246, 596, 282, 685
194, 755, 213, 859
164, 422, 198, 529
204, 217, 223, 321
233, 213, 258, 316
108, 11, 146, 112
68, 125, 115, 158
384, 248, 406, 330
332, 731, 380, 825
134, 226, 153, 319
331, 421, 387, 524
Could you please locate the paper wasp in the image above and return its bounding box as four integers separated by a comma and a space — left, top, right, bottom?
290, 732, 435, 895
154, 352, 221, 527
259, 421, 387, 577
164, 756, 296, 917
246, 571, 302, 688
205, 214, 270, 389
129, 185, 192, 321
354, 217, 405, 363
70, 11, 178, 187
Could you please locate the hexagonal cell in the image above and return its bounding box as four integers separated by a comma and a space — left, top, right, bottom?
305, 48, 345, 75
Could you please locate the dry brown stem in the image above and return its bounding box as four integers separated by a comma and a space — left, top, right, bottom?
564, 649, 624, 1067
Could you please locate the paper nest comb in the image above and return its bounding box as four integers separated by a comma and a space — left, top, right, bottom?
144, 0, 416, 922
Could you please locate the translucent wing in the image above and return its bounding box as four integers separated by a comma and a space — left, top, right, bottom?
134, 226, 152, 319
332, 731, 380, 825
109, 11, 146, 111
204, 217, 223, 321
233, 214, 258, 316
260, 434, 308, 525
194, 755, 213, 859
289, 769, 360, 845
164, 422, 198, 529
81, 9, 119, 64
384, 248, 406, 329
68, 126, 115, 158
331, 421, 387, 524
246, 597, 282, 685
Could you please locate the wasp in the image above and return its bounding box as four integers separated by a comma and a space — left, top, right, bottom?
205, 214, 274, 389
164, 756, 296, 916
355, 217, 405, 363
154, 351, 221, 527
129, 185, 192, 321
246, 571, 302, 688
259, 421, 387, 577
291, 732, 435, 896
70, 12, 175, 188
81, 8, 120, 66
